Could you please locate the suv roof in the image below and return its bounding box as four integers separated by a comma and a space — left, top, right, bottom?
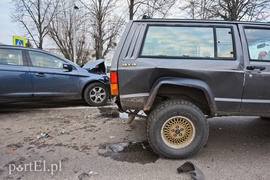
133, 18, 270, 25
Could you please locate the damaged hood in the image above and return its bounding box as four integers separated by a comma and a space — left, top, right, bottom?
82, 59, 106, 73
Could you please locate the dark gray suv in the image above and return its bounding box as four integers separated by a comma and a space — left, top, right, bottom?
110, 19, 270, 159
0, 45, 110, 106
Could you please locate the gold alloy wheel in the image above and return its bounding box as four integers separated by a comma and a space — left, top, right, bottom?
161, 116, 195, 148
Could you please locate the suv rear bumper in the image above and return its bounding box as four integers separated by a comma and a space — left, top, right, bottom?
116, 95, 148, 112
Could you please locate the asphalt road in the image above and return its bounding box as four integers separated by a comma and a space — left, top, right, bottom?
0, 100, 270, 180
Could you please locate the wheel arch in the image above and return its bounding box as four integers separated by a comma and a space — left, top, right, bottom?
81, 80, 109, 99
144, 77, 217, 117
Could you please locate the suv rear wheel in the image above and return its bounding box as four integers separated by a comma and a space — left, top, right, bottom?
147, 99, 208, 159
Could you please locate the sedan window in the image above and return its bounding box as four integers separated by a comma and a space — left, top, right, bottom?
29, 51, 64, 68
0, 49, 23, 65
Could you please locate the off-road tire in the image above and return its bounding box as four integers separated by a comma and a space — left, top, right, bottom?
147, 99, 209, 159
84, 82, 109, 106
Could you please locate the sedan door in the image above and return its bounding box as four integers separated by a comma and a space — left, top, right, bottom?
0, 48, 33, 99
27, 50, 80, 96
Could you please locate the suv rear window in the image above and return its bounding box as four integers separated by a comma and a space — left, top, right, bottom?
140, 25, 234, 59
244, 28, 270, 61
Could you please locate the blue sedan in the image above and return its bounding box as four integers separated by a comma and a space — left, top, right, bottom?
0, 45, 110, 106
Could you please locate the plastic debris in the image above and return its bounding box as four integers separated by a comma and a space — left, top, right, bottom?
61, 129, 66, 134
105, 142, 129, 153
37, 132, 50, 139
78, 172, 89, 180
78, 171, 98, 180
177, 161, 204, 180
125, 127, 132, 131
89, 171, 98, 175
60, 129, 69, 135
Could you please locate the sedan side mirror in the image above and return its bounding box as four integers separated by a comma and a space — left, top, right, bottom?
63, 64, 73, 71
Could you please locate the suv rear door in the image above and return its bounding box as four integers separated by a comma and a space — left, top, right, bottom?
239, 25, 270, 113
117, 21, 245, 113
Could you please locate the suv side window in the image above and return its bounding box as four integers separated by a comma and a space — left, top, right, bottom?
0, 49, 23, 66
29, 51, 64, 68
216, 28, 234, 58
141, 25, 234, 59
244, 28, 270, 61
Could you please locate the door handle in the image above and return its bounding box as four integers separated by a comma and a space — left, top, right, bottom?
246, 66, 266, 71
35, 73, 46, 77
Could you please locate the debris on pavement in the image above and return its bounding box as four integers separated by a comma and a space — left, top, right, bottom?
60, 129, 69, 135
89, 171, 98, 175
177, 161, 204, 180
78, 171, 98, 180
97, 106, 119, 118
37, 132, 50, 139
125, 127, 132, 131
105, 142, 129, 153
78, 172, 89, 180
99, 141, 159, 164
109, 136, 116, 139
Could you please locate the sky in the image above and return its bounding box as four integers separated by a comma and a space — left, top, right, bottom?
0, 0, 23, 45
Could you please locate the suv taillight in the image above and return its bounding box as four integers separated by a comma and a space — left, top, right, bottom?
110, 71, 119, 96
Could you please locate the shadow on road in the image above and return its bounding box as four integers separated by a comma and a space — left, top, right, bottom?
0, 99, 88, 111
0, 99, 116, 113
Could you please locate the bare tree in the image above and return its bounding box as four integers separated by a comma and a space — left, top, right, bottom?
11, 0, 59, 49
80, 0, 125, 59
141, 0, 177, 18
180, 0, 270, 21
48, 1, 91, 65
214, 0, 270, 21
180, 0, 215, 19
127, 0, 177, 20
126, 0, 144, 20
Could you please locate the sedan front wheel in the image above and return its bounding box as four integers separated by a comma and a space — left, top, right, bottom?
84, 82, 109, 106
